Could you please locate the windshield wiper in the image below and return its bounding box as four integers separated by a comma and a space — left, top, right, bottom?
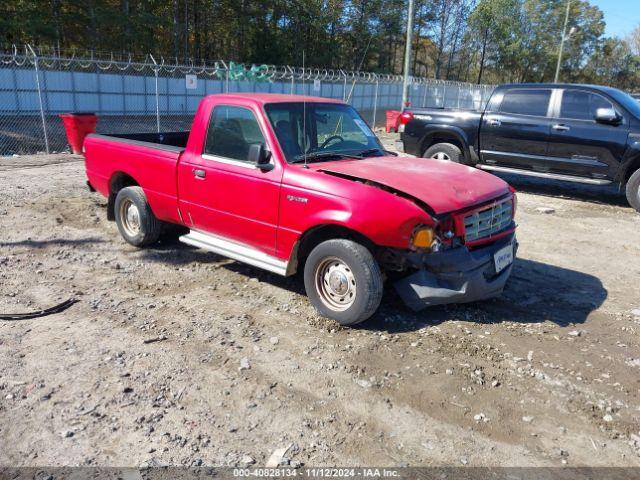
290, 147, 388, 164
290, 151, 362, 164
355, 148, 385, 158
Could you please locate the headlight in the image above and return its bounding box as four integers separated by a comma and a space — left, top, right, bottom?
411, 227, 435, 249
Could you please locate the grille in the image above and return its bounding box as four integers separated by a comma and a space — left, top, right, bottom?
464, 199, 513, 242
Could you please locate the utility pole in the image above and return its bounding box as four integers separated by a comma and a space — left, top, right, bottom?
554, 0, 571, 83
401, 0, 415, 110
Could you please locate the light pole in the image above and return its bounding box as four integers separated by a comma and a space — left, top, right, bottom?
554, 0, 574, 83
401, 0, 415, 110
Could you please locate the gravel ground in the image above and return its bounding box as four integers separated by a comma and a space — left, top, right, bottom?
1, 133, 640, 468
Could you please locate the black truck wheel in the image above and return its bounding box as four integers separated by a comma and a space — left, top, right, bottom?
114, 186, 162, 247
626, 169, 640, 213
304, 239, 383, 326
423, 143, 462, 163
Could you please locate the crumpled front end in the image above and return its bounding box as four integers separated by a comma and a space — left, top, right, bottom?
393, 233, 517, 311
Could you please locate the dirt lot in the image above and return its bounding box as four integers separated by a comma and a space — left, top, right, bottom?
1, 133, 640, 468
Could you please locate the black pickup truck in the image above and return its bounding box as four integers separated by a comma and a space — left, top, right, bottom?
399, 83, 640, 212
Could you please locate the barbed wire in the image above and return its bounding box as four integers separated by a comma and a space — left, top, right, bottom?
0, 44, 491, 88
0, 43, 496, 156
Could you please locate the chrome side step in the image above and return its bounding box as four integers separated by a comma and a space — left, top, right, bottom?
478, 164, 612, 185
179, 230, 288, 276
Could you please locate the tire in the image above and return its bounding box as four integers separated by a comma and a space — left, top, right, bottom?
626, 169, 640, 213
114, 186, 162, 247
423, 142, 462, 163
303, 239, 383, 326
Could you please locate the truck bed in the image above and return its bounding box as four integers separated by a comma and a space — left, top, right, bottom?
91, 131, 189, 152
84, 131, 187, 226
408, 106, 481, 114
400, 108, 482, 158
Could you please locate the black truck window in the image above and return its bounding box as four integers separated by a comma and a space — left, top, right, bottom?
499, 89, 552, 117
560, 90, 613, 121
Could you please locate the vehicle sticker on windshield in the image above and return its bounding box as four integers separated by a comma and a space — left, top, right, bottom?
353, 118, 375, 137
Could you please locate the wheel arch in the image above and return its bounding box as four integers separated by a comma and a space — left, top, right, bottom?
107, 171, 141, 221
622, 156, 640, 186
419, 127, 470, 162
287, 223, 377, 276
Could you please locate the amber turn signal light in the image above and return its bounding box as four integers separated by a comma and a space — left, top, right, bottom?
412, 227, 434, 249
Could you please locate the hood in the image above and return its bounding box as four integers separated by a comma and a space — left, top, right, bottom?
312, 156, 510, 214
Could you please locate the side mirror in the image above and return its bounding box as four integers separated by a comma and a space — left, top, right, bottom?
248, 143, 273, 171
595, 108, 621, 125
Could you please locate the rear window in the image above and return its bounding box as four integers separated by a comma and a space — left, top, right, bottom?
499, 89, 552, 117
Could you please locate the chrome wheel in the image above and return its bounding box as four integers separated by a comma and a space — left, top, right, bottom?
315, 256, 357, 311
433, 151, 451, 161
119, 198, 141, 237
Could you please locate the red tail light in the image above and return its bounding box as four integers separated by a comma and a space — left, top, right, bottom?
399, 112, 413, 125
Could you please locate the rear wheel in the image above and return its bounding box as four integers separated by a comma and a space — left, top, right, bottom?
114, 186, 162, 247
626, 169, 640, 213
304, 239, 383, 326
423, 142, 462, 163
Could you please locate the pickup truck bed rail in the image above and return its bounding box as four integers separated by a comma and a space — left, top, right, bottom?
90, 132, 189, 153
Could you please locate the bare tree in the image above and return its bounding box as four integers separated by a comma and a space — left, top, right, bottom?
628, 24, 640, 56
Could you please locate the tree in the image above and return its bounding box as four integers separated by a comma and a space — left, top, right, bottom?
466, 0, 521, 84
628, 24, 640, 56
583, 37, 639, 90
0, 0, 637, 91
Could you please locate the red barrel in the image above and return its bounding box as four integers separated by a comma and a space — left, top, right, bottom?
59, 113, 98, 154
385, 110, 401, 133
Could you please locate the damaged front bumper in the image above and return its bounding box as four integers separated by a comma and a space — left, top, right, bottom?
394, 233, 517, 311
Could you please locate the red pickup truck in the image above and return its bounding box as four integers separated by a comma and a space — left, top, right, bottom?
84, 93, 517, 325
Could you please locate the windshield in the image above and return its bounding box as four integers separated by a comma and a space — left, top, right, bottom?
264, 102, 384, 163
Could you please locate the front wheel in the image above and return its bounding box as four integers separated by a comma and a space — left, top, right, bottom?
304, 239, 383, 326
626, 169, 640, 213
423, 142, 462, 163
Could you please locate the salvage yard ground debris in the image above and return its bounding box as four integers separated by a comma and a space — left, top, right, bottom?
0, 298, 78, 321
1, 131, 640, 466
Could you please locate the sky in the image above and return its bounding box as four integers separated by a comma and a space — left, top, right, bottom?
589, 0, 638, 38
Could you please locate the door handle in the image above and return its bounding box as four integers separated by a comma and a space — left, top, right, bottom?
487, 118, 501, 126
552, 124, 570, 132
193, 168, 206, 179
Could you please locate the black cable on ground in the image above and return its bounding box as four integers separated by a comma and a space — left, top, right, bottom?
0, 298, 78, 321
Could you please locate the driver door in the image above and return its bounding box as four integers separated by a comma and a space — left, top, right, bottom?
545, 89, 629, 178
178, 105, 283, 256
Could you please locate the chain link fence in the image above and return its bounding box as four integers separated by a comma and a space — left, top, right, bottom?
0, 45, 495, 156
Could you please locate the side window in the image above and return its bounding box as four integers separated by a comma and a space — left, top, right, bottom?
204, 106, 266, 162
560, 90, 614, 121
499, 89, 552, 117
